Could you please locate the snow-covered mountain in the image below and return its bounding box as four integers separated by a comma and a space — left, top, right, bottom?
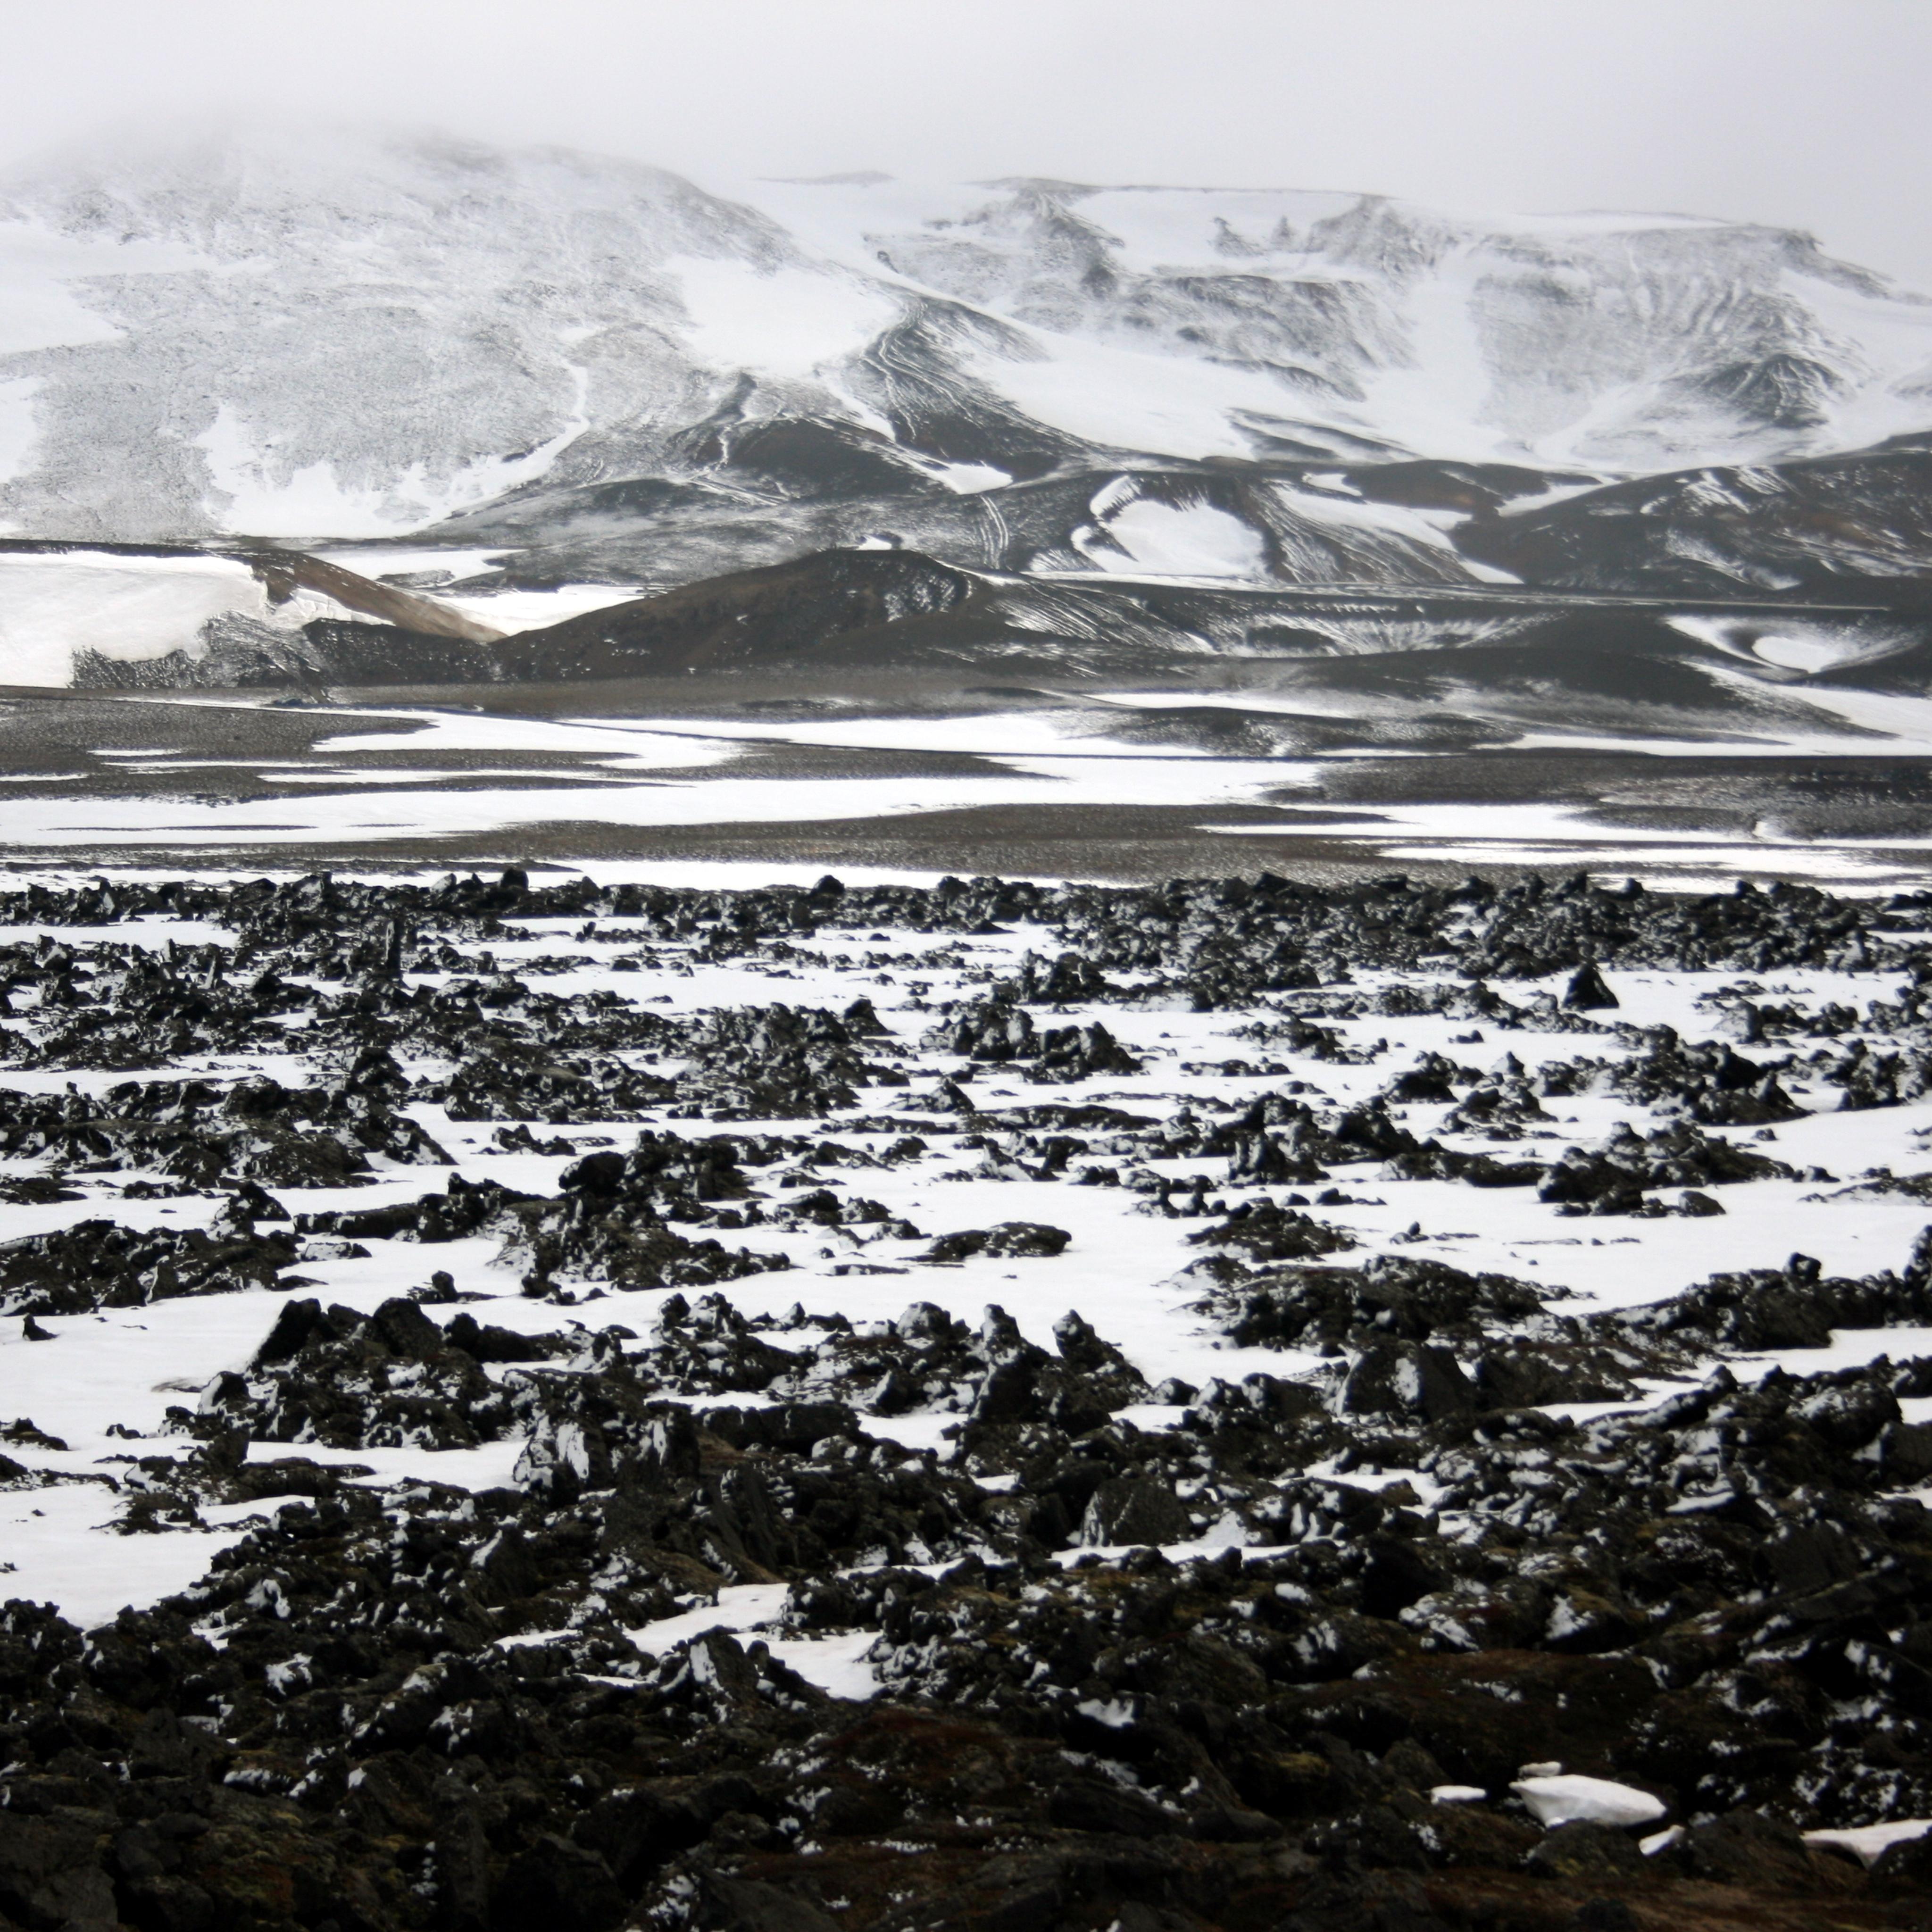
10, 125, 1932, 708
4, 126, 1932, 573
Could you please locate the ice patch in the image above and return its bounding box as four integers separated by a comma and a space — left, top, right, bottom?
1270, 481, 1468, 559
0, 218, 223, 358
0, 551, 338, 688
197, 391, 591, 542
975, 326, 1312, 463
627, 1582, 791, 1654
925, 461, 1010, 494
1511, 1774, 1666, 1829
435, 584, 645, 633
1082, 497, 1268, 580
765, 1629, 882, 1700
568, 709, 1235, 762
0, 377, 42, 487
1802, 1818, 1932, 1866
309, 709, 737, 768
0, 1481, 239, 1632
0, 755, 1310, 852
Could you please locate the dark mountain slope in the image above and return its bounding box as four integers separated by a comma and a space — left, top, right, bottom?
491, 548, 989, 679
1466, 439, 1932, 598
489, 547, 1540, 682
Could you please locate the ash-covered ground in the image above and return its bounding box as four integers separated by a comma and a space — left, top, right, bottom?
3, 866, 1932, 1931
9, 682, 1932, 889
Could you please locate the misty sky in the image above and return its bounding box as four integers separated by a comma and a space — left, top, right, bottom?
5, 0, 1930, 286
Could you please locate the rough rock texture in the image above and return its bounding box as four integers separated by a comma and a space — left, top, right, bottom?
2, 868, 1932, 1932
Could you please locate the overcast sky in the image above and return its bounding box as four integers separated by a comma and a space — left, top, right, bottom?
7, 0, 1930, 284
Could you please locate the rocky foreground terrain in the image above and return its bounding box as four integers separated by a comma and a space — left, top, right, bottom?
2, 866, 1932, 1931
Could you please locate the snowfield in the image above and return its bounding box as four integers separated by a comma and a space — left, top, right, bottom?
0, 550, 362, 687
5, 698, 1932, 888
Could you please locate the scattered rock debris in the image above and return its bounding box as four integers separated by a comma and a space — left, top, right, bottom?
0, 866, 1930, 1931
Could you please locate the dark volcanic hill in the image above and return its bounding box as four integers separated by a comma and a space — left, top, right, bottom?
71, 537, 1932, 755
491, 549, 990, 679
1463, 437, 1932, 598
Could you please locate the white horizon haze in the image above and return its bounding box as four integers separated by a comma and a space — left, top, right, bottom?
1, 0, 1929, 290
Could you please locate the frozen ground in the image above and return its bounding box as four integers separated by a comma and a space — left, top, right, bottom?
2, 865, 1932, 1925
7, 884, 1932, 1620
5, 685, 1932, 890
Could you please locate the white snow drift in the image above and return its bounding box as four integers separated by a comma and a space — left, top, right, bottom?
0, 550, 357, 687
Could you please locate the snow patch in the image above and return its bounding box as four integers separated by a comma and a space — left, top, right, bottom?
627, 1582, 790, 1653
667, 256, 899, 379
0, 218, 224, 358
0, 550, 343, 687
765, 1629, 882, 1700
1511, 1774, 1666, 1829
1083, 497, 1268, 580
0, 378, 42, 489
197, 383, 591, 541
1803, 1819, 1932, 1866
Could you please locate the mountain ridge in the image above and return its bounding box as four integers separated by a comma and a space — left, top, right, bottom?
55, 539, 1927, 764
4, 126, 1932, 559
6, 126, 1932, 722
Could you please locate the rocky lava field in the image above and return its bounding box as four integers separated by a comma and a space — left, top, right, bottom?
2, 866, 1932, 1931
